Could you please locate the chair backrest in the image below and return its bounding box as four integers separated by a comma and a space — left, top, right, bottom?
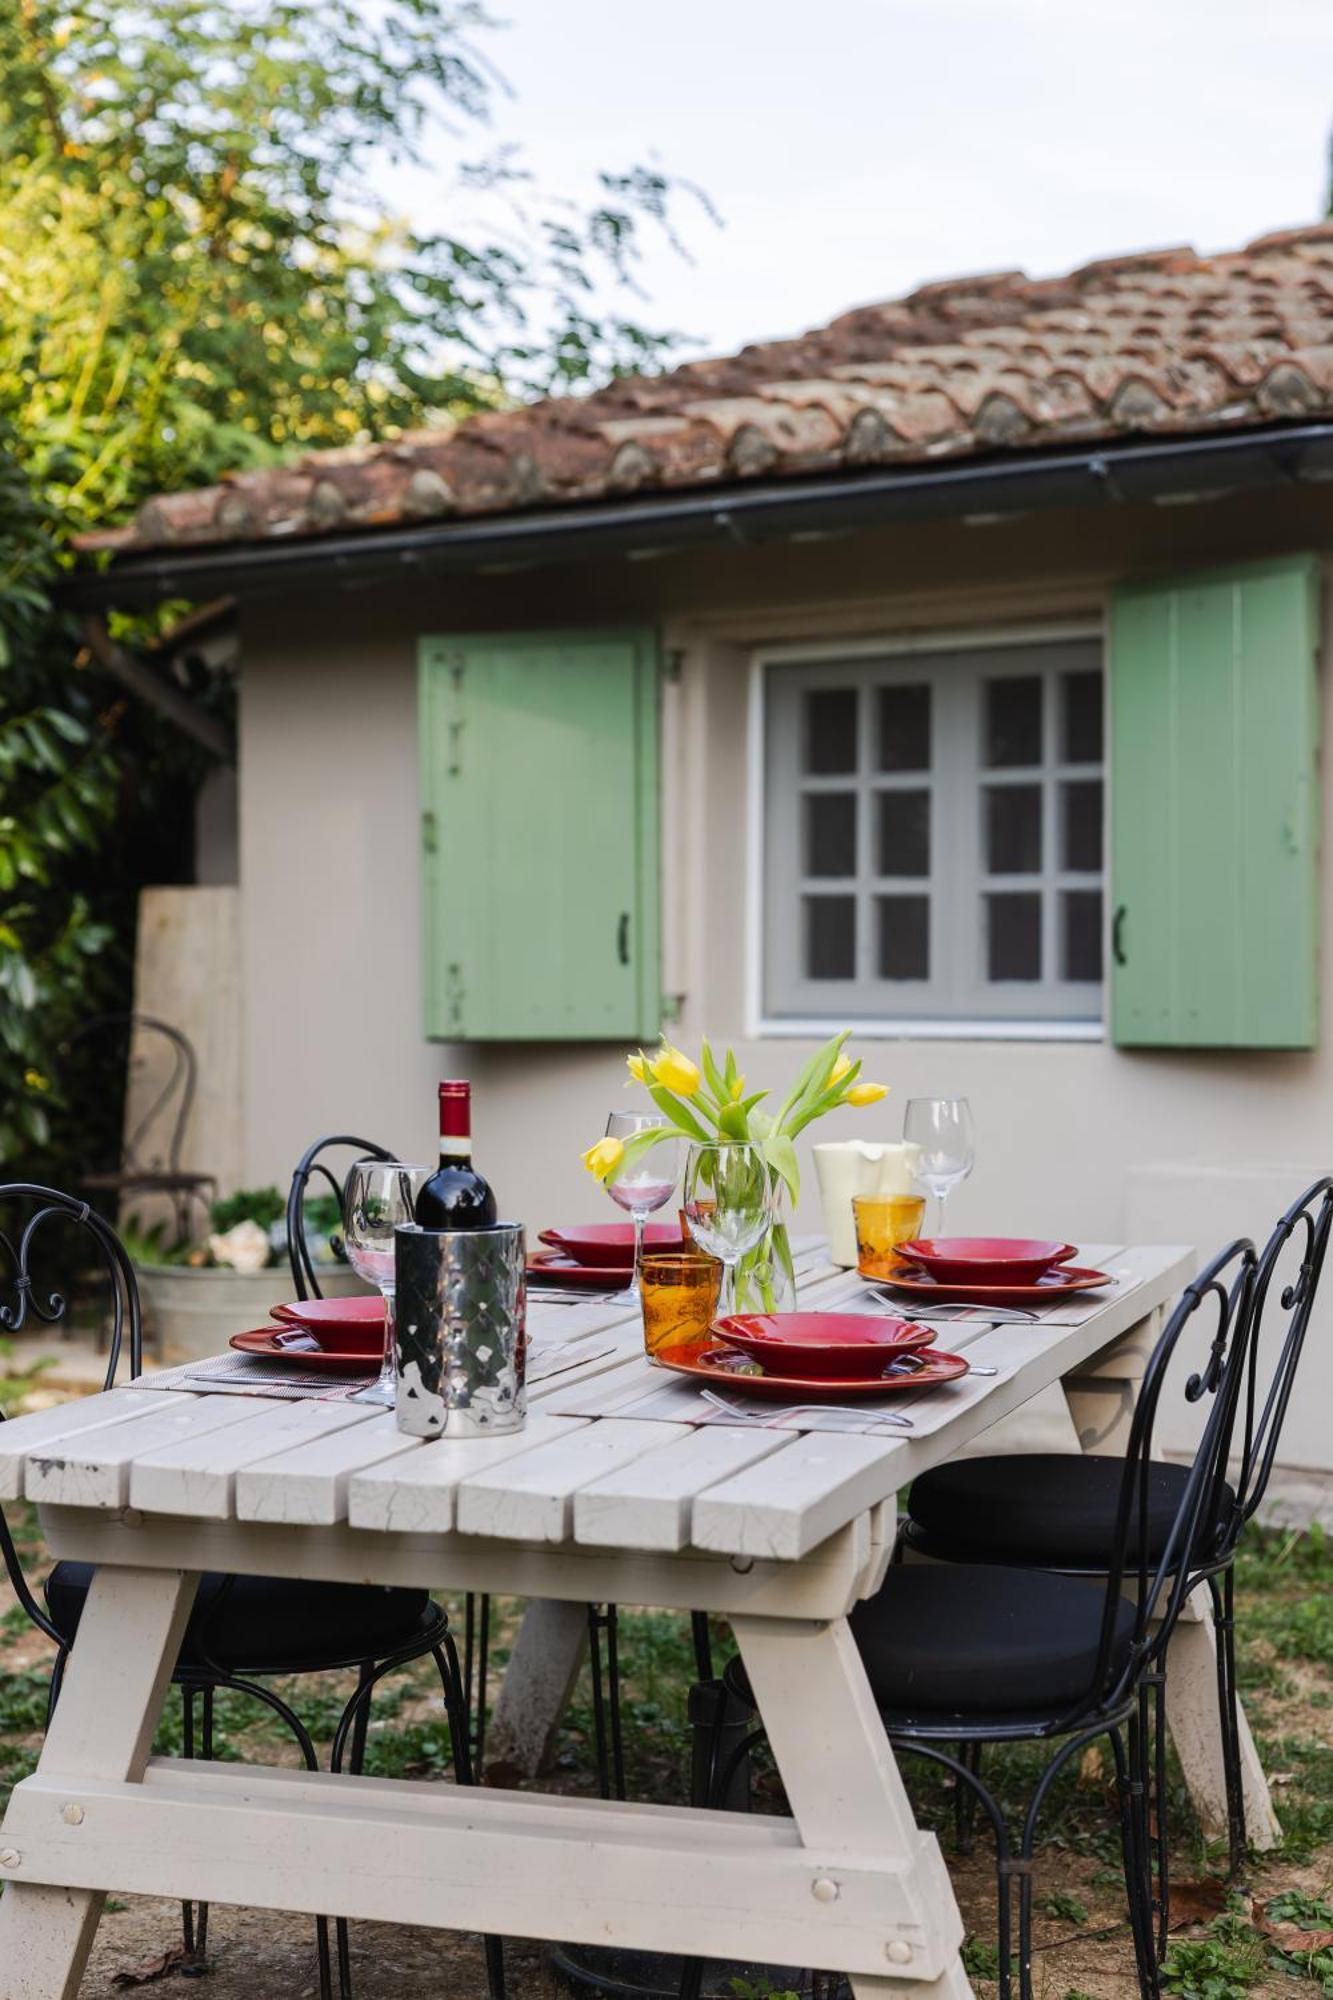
64, 1013, 198, 1177
0, 1183, 142, 1645
1226, 1176, 1333, 1537
1073, 1237, 1258, 1722
285, 1134, 396, 1300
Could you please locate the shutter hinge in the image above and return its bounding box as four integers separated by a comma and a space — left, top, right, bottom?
421, 810, 438, 855
446, 961, 465, 1035
660, 992, 684, 1023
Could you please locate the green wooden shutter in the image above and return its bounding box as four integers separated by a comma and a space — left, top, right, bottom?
419, 629, 660, 1041
1110, 555, 1320, 1049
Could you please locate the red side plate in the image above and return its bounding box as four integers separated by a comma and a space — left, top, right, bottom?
712, 1311, 935, 1379
527, 1251, 634, 1290
231, 1328, 380, 1371
270, 1296, 383, 1330
868, 1264, 1113, 1306
539, 1223, 684, 1267
654, 1342, 970, 1401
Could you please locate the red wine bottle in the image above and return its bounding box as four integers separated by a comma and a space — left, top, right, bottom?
413, 1081, 498, 1230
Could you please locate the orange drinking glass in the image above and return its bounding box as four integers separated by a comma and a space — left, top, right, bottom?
641, 1249, 723, 1360
853, 1193, 928, 1279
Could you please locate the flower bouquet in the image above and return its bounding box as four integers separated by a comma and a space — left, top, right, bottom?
582, 1029, 885, 1312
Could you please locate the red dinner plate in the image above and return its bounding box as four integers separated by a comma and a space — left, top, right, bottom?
868, 1263, 1114, 1306
894, 1237, 1077, 1285
655, 1341, 970, 1401
539, 1223, 684, 1267
270, 1296, 383, 1330
231, 1328, 380, 1371
711, 1311, 935, 1379
527, 1252, 633, 1291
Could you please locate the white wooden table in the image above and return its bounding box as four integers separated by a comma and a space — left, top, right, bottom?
0, 1241, 1275, 2000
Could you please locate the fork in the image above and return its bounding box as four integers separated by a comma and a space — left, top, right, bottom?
871, 1292, 1039, 1325
699, 1388, 914, 1429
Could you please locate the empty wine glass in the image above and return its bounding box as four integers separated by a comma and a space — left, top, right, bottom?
682, 1141, 772, 1315
603, 1111, 679, 1304
343, 1159, 431, 1407
902, 1097, 975, 1235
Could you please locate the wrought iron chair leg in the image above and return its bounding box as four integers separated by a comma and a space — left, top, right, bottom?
1112, 1723, 1161, 2000
1210, 1569, 1247, 1877
430, 1641, 506, 2000
195, 1687, 214, 1962
605, 1602, 627, 1800
476, 1591, 491, 1771
46, 1647, 67, 1726
1152, 1672, 1171, 1952
335, 1663, 377, 2000
180, 1686, 197, 1958
954, 1739, 983, 1855
586, 1604, 613, 1800
892, 1740, 1013, 2000
690, 1610, 714, 1683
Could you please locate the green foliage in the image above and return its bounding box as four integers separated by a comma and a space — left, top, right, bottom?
960, 1937, 1002, 1982
1162, 1912, 1267, 1999
1038, 1889, 1089, 1924
0, 1, 702, 1182
209, 1185, 285, 1234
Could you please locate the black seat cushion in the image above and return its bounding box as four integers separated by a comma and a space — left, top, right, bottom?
849, 1562, 1136, 1720
45, 1564, 436, 1676
906, 1453, 1231, 1569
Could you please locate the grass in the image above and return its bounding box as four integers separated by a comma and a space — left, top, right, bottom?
6, 1501, 1333, 1995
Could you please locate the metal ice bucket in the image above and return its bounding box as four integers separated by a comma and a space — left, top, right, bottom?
393, 1222, 527, 1438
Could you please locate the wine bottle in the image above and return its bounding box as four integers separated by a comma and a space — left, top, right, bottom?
413, 1080, 498, 1230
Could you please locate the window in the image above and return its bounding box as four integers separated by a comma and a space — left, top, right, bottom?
761, 635, 1105, 1026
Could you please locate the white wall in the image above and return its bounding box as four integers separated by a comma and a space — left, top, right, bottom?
237, 486, 1333, 1481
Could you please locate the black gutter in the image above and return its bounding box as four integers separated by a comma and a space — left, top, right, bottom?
61, 421, 1333, 610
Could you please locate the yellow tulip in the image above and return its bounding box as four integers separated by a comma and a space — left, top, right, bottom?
846, 1082, 888, 1107
626, 1052, 649, 1084
581, 1137, 625, 1182
831, 1054, 853, 1084
730, 1074, 746, 1101
651, 1044, 702, 1097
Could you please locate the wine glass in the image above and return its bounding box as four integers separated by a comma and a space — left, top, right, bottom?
682, 1141, 772, 1315
343, 1159, 431, 1407
902, 1097, 975, 1236
603, 1112, 679, 1305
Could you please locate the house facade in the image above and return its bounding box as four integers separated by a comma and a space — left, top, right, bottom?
73, 224, 1333, 1486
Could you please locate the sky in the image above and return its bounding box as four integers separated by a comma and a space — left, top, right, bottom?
392, 0, 1333, 364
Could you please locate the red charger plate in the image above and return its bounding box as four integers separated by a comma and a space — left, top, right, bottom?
528, 1251, 633, 1291
231, 1328, 380, 1371
894, 1237, 1077, 1285
712, 1311, 934, 1380
539, 1223, 684, 1267
869, 1263, 1113, 1306
655, 1342, 970, 1401
270, 1296, 383, 1330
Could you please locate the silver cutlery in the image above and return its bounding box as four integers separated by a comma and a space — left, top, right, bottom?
871, 1292, 1039, 1325
699, 1388, 913, 1429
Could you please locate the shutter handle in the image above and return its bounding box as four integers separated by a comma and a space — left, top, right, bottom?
1112, 904, 1127, 966
617, 912, 631, 965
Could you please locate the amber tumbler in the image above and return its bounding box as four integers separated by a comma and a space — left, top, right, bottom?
853, 1193, 928, 1280
641, 1249, 723, 1360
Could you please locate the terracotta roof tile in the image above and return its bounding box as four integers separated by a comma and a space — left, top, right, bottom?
81, 220, 1333, 558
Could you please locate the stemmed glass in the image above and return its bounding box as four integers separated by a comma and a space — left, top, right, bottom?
603, 1112, 679, 1305
682, 1141, 772, 1315
902, 1097, 975, 1236
343, 1159, 431, 1407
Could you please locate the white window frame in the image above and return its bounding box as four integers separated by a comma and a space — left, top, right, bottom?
746, 620, 1108, 1042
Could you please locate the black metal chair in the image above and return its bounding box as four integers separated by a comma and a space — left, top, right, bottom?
66, 1013, 217, 1245
0, 1184, 495, 2000
703, 1241, 1260, 2000
896, 1176, 1333, 1883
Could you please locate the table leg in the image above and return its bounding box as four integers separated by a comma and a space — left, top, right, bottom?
485, 1597, 588, 1781
734, 1612, 974, 2000
1062, 1313, 1279, 1851
0, 1565, 198, 2000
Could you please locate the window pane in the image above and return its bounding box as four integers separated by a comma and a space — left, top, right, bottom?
877, 789, 930, 877
986, 892, 1042, 980
1061, 780, 1103, 872
985, 784, 1042, 873
1062, 890, 1103, 982
985, 676, 1043, 767
805, 793, 856, 877
805, 895, 855, 979
877, 896, 930, 980
877, 684, 931, 772
804, 688, 858, 773
1062, 670, 1104, 763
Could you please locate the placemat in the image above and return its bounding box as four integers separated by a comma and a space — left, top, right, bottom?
133, 1332, 620, 1403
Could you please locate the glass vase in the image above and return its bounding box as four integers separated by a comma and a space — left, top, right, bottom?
731, 1198, 797, 1316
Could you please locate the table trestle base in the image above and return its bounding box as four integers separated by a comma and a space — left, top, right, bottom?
1, 1759, 957, 1984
